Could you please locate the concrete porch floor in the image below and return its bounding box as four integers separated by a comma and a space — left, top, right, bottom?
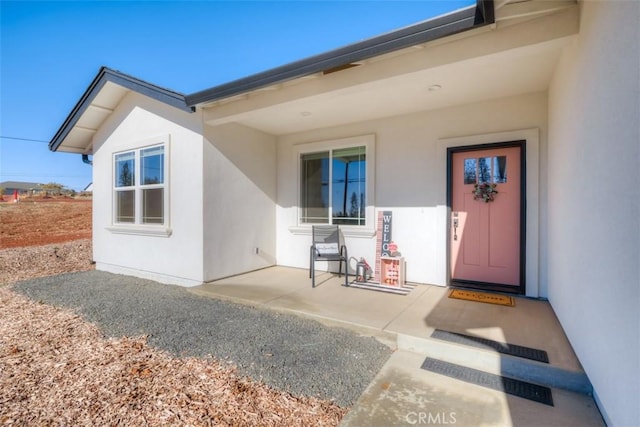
190, 266, 604, 426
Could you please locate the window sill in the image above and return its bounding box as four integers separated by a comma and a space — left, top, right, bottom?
106, 225, 172, 237
288, 225, 376, 238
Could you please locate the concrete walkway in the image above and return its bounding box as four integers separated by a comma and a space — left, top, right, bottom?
190, 266, 605, 426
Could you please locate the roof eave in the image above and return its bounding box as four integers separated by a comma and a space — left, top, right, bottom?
49, 67, 193, 152
185, 0, 495, 107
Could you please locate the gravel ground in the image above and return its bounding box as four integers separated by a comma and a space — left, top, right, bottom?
13, 270, 392, 407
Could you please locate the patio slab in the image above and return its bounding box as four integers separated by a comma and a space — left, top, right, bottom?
192, 267, 582, 371
190, 266, 309, 304
340, 350, 604, 427
191, 266, 428, 342
264, 275, 429, 331
384, 284, 584, 373
189, 266, 604, 426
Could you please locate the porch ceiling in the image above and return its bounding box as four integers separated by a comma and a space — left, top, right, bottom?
201, 1, 578, 136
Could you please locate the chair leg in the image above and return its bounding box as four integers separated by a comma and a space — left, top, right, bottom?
344, 260, 349, 287
310, 248, 316, 288
343, 248, 348, 286
310, 254, 315, 288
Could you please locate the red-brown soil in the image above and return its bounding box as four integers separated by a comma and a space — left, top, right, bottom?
0, 197, 92, 249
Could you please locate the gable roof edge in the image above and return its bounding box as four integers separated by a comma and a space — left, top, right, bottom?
49, 66, 193, 152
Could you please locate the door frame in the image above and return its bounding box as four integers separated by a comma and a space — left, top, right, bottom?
446, 140, 527, 295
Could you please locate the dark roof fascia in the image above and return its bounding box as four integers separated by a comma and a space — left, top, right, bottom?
475, 0, 495, 26
49, 67, 193, 152
186, 0, 495, 107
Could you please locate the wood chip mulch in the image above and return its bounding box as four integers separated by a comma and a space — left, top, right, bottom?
0, 286, 346, 426
0, 239, 95, 286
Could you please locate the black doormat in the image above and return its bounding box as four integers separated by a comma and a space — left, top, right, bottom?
431, 329, 549, 363
420, 357, 554, 406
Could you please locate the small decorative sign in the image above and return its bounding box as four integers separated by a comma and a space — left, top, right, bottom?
315, 243, 339, 255
375, 211, 393, 280
380, 211, 392, 256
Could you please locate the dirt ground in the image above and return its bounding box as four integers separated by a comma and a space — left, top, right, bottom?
0, 196, 92, 248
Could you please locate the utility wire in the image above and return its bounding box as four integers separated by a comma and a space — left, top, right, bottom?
0, 136, 49, 143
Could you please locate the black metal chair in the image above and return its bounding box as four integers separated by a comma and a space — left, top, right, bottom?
309, 225, 348, 287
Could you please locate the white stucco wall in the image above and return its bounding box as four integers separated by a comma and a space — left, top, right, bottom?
92, 91, 205, 286
203, 123, 277, 281
547, 1, 640, 425
276, 91, 548, 291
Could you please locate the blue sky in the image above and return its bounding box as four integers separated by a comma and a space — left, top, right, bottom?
0, 0, 473, 191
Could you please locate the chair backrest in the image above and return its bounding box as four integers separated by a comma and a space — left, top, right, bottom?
312, 225, 341, 256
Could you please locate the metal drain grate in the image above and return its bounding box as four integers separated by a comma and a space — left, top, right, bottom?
420, 357, 554, 406
431, 329, 549, 363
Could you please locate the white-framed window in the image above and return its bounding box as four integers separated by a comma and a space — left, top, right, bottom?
296, 135, 375, 231
113, 140, 168, 232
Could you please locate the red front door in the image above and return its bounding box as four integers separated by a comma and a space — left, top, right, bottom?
450, 145, 522, 289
